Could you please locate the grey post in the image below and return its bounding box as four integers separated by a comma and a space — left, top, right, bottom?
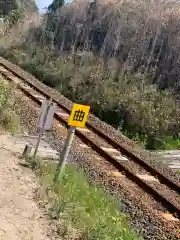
53, 126, 76, 183
22, 144, 32, 158
33, 130, 43, 158
33, 99, 52, 158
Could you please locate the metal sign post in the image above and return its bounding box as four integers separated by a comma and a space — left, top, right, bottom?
53, 103, 90, 184
33, 129, 44, 158
53, 126, 76, 183
33, 99, 56, 158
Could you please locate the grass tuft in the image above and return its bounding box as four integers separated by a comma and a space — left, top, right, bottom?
38, 161, 141, 240
24, 155, 41, 171
0, 79, 20, 133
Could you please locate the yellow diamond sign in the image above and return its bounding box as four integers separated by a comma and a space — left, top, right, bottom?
68, 103, 90, 128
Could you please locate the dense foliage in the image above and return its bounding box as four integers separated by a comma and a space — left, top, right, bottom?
42, 0, 180, 91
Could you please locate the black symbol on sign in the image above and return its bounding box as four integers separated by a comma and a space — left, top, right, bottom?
73, 110, 85, 122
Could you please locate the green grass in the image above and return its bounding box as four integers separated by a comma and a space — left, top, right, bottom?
146, 136, 180, 150
163, 136, 180, 150
35, 160, 141, 240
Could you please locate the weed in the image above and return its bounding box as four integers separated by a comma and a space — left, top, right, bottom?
24, 155, 41, 171
0, 79, 20, 132
38, 161, 141, 240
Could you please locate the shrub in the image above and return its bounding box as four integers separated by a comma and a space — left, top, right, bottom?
0, 79, 20, 132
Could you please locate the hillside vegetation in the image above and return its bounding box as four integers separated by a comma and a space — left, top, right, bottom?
1, 0, 180, 150
0, 0, 39, 48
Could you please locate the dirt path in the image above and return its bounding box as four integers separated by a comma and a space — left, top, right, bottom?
0, 135, 53, 240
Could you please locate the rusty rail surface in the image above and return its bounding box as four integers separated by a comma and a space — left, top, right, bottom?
0, 60, 179, 218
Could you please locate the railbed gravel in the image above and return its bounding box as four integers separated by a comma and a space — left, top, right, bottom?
0, 57, 179, 186
7, 68, 179, 209
12, 86, 180, 240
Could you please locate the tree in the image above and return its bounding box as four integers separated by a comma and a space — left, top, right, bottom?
48, 0, 65, 13
0, 0, 18, 16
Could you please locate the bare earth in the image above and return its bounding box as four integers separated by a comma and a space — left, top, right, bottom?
0, 135, 51, 240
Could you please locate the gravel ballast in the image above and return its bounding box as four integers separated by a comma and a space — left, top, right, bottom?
11, 83, 180, 240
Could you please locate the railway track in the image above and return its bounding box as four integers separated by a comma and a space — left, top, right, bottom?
0, 59, 179, 219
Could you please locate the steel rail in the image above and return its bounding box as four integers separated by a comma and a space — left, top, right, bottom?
0, 62, 180, 218
0, 61, 179, 194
